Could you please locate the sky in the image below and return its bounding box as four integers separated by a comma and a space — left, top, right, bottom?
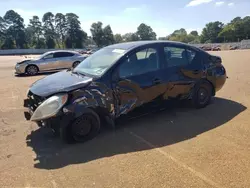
0, 0, 250, 37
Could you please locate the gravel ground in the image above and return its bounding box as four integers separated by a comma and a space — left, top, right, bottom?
0, 51, 250, 188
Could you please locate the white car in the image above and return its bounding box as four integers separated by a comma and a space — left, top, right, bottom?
15, 50, 88, 76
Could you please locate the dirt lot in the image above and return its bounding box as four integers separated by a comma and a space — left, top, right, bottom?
0, 50, 250, 188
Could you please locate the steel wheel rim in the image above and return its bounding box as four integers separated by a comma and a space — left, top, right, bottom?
198, 87, 209, 105
72, 116, 93, 140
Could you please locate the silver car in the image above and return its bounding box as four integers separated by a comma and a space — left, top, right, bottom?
15, 50, 87, 75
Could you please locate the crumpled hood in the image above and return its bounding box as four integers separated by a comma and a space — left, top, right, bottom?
30, 70, 93, 97
17, 59, 33, 64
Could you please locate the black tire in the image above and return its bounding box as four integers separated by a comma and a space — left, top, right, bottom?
26, 65, 38, 76
72, 61, 80, 68
192, 82, 212, 109
60, 110, 101, 144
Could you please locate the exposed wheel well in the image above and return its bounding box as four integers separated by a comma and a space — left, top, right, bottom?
89, 107, 114, 128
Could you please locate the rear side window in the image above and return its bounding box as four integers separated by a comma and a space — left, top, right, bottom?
163, 47, 197, 68
54, 52, 75, 58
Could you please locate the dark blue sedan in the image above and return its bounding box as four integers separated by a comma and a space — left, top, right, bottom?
24, 41, 227, 143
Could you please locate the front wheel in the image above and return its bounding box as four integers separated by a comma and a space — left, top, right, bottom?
192, 82, 212, 109
60, 111, 101, 144
72, 61, 80, 68
26, 65, 38, 76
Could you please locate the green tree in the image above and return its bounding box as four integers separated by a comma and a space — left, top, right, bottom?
1, 37, 15, 49
102, 25, 114, 45
85, 36, 95, 46
190, 30, 198, 36
90, 22, 114, 47
200, 21, 224, 43
42, 12, 56, 48
114, 34, 123, 43
158, 37, 168, 40
122, 33, 139, 42
28, 16, 44, 48
0, 16, 6, 37
0, 16, 6, 48
242, 16, 250, 39
167, 28, 200, 43
218, 17, 247, 42
24, 26, 33, 48
136, 23, 156, 40
4, 10, 26, 48
65, 13, 87, 48
90, 22, 103, 47
172, 28, 187, 36
55, 13, 67, 48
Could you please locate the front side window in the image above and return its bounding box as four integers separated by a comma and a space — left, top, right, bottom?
42, 53, 54, 60
38, 52, 54, 60
74, 48, 126, 76
119, 48, 159, 78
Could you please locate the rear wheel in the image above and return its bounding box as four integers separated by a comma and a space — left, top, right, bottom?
26, 65, 38, 76
72, 61, 80, 68
192, 82, 212, 109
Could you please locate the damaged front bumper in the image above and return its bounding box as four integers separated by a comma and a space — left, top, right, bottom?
23, 97, 74, 130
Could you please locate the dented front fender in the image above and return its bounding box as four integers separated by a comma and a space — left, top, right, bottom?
63, 81, 115, 119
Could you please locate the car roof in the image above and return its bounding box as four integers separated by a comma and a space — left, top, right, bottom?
105, 40, 198, 51
47, 50, 79, 54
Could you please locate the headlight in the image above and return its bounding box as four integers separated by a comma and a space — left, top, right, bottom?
30, 93, 68, 121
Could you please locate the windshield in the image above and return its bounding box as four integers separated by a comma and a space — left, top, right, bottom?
73, 48, 126, 76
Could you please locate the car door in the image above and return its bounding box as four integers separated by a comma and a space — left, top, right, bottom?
38, 52, 56, 71
54, 52, 75, 69
112, 45, 167, 117
160, 44, 204, 99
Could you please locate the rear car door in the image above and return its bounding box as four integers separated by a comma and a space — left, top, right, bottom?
112, 45, 167, 117
54, 52, 75, 69
160, 44, 204, 99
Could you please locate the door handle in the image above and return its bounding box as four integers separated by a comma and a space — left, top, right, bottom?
153, 78, 162, 85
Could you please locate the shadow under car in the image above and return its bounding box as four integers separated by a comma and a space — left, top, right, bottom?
26, 97, 246, 170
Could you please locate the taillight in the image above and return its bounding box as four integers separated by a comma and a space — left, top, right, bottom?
209, 55, 222, 64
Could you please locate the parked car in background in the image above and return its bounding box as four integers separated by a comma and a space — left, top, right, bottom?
24, 41, 227, 143
79, 48, 100, 55
15, 50, 87, 76
200, 45, 212, 51
229, 45, 239, 50
211, 46, 221, 51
